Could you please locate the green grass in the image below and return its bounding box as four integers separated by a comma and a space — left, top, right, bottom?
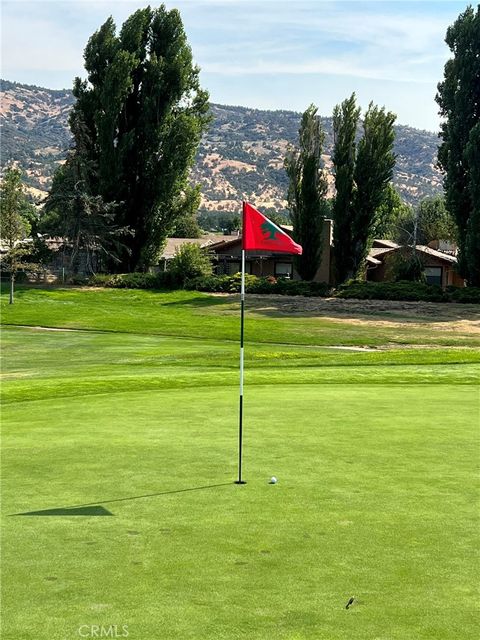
1, 286, 479, 639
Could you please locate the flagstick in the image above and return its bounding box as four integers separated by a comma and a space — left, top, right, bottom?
235, 214, 247, 485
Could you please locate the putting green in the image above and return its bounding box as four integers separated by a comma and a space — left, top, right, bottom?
2, 383, 479, 639
1, 288, 479, 639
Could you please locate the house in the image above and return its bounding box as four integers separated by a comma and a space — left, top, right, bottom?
158, 235, 236, 271
208, 222, 463, 288
366, 239, 463, 287
208, 219, 333, 283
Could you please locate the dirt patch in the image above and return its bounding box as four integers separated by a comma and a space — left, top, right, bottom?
214, 294, 480, 334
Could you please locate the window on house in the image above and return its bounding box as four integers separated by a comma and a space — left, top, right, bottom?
274, 262, 293, 278
424, 266, 443, 286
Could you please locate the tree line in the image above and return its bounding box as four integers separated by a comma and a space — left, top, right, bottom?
286, 5, 479, 286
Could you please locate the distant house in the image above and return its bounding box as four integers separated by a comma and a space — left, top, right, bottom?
158, 235, 236, 271
366, 239, 463, 287
208, 219, 333, 283
207, 222, 464, 288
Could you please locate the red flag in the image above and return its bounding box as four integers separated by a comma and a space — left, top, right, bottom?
242, 202, 302, 254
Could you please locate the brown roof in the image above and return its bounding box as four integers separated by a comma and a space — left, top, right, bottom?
207, 237, 243, 252
160, 235, 237, 259
369, 247, 398, 258
415, 245, 458, 264
372, 239, 400, 249
367, 243, 458, 266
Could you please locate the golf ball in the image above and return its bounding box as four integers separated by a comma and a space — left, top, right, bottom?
270, 476, 278, 484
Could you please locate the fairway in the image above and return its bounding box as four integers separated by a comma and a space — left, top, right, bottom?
1, 287, 479, 640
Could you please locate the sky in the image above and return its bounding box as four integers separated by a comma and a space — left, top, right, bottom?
0, 0, 471, 131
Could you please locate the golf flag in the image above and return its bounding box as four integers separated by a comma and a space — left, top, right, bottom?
234, 202, 302, 485
242, 202, 303, 255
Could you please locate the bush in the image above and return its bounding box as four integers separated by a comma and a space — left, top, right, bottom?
448, 286, 480, 304
169, 244, 213, 285
184, 274, 331, 296
336, 281, 447, 302
88, 271, 181, 290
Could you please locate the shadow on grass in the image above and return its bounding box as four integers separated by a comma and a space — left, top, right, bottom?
11, 482, 232, 517
18, 505, 113, 516
161, 296, 232, 309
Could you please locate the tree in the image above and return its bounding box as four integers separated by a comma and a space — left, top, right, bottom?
285, 104, 329, 280
43, 112, 130, 275
387, 247, 425, 283
465, 123, 480, 285
0, 167, 34, 303
415, 196, 457, 245
169, 242, 212, 285
332, 94, 396, 283
436, 5, 480, 285
372, 184, 411, 240
169, 185, 202, 238
332, 94, 360, 284
50, 5, 210, 271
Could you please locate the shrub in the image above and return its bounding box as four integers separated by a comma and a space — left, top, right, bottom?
88, 271, 181, 290
448, 286, 480, 304
169, 243, 213, 285
184, 274, 331, 296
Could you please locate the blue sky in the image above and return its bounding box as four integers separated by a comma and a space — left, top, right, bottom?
1, 0, 470, 131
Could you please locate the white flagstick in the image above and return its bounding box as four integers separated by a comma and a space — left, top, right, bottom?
235, 207, 247, 484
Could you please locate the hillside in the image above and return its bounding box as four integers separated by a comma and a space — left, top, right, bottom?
0, 79, 443, 210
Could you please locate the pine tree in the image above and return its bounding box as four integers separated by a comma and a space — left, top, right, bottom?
49, 5, 210, 271
436, 5, 480, 286
285, 105, 329, 281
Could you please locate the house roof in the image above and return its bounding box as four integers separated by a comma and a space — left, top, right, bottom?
207, 236, 242, 252
160, 235, 237, 259
415, 245, 458, 264
372, 239, 400, 249
369, 247, 398, 258
367, 243, 458, 267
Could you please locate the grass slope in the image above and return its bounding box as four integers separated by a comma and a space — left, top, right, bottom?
1, 287, 479, 639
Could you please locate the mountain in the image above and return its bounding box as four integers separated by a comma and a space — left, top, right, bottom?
0, 79, 443, 210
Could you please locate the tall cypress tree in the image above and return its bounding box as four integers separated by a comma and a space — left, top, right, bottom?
332, 94, 396, 283
351, 103, 396, 272
51, 5, 210, 271
332, 94, 360, 284
285, 105, 328, 281
436, 5, 480, 286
